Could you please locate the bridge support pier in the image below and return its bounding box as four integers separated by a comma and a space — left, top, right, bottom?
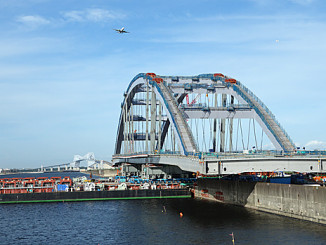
141, 164, 146, 179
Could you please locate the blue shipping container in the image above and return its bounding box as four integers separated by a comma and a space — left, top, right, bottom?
57, 184, 68, 191
269, 177, 291, 184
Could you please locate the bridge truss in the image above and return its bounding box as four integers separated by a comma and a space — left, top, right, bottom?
113, 73, 325, 176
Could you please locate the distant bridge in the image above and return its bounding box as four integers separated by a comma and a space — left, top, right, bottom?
40, 153, 110, 172
112, 73, 325, 176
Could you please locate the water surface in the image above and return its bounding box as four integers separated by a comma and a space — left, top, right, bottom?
0, 198, 325, 244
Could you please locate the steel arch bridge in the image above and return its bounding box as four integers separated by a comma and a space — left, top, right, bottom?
113, 73, 325, 176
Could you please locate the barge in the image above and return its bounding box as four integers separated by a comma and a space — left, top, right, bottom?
0, 176, 191, 204
0, 189, 191, 204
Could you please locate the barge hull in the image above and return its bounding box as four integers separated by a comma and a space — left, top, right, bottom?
0, 189, 190, 204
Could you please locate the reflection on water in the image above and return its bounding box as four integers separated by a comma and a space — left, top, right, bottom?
0, 198, 325, 244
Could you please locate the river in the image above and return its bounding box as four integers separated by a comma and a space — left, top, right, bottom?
0, 198, 325, 244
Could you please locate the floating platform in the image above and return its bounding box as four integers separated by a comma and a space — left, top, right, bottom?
0, 189, 191, 204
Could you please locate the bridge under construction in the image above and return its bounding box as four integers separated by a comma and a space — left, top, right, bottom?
112, 73, 325, 178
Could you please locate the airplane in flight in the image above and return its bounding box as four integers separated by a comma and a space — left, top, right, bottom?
114, 27, 129, 34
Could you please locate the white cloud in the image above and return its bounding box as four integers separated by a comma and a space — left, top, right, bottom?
15, 8, 124, 29
62, 8, 125, 22
62, 11, 84, 22
16, 15, 50, 27
86, 9, 120, 22
305, 140, 326, 150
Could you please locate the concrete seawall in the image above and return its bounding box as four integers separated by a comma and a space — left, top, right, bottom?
194, 178, 326, 225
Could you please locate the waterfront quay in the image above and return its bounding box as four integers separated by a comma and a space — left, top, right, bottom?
194, 177, 326, 225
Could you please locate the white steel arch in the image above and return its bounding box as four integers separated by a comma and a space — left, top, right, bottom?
114, 73, 295, 156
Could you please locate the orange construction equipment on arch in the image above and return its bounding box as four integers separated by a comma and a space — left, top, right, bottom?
146, 73, 157, 78
152, 77, 163, 83
225, 78, 237, 84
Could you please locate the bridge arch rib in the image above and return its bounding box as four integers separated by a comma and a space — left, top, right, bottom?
114, 73, 197, 155
114, 73, 295, 156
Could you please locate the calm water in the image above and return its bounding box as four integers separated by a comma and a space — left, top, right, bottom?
0, 198, 325, 245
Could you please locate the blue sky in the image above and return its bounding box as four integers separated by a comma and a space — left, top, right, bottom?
1, 0, 325, 168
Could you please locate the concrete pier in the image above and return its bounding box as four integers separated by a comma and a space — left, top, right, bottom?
194, 178, 326, 225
